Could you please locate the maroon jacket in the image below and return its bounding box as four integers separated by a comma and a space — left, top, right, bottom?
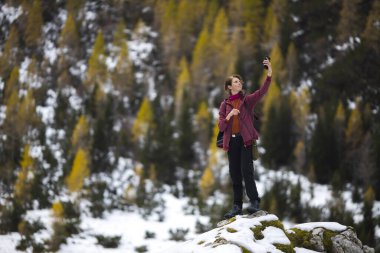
218, 76, 272, 151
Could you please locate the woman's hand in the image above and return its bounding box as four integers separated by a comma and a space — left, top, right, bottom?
263, 58, 272, 77
226, 109, 240, 121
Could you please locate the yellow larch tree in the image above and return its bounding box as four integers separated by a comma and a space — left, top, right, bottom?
58, 13, 80, 56
262, 79, 281, 122
195, 101, 211, 151
52, 201, 64, 219
0, 25, 20, 77
284, 42, 299, 86
262, 5, 280, 50
17, 89, 40, 137
289, 88, 310, 172
199, 122, 220, 199
345, 100, 363, 147
14, 144, 35, 206
191, 25, 211, 98
199, 166, 215, 200
86, 30, 107, 91
362, 0, 380, 51
66, 148, 90, 193
174, 57, 191, 120
132, 97, 154, 143
4, 66, 20, 101
71, 115, 90, 153
25, 0, 43, 48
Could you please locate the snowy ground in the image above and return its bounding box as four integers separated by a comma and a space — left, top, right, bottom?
1, 162, 379, 253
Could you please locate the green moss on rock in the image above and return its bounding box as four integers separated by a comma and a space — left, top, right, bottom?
213, 236, 228, 247
227, 217, 236, 224
287, 228, 313, 249
323, 230, 338, 252
250, 225, 264, 240
261, 220, 285, 231
240, 246, 252, 253
227, 227, 238, 233
274, 243, 295, 253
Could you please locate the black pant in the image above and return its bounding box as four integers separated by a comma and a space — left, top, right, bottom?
228, 135, 259, 208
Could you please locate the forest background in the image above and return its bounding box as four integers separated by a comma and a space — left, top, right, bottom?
0, 0, 380, 252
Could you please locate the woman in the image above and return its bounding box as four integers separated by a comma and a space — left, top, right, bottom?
219, 58, 272, 219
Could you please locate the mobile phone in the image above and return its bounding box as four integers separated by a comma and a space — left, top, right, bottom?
264, 56, 271, 69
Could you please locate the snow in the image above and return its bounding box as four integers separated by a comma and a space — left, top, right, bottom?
293, 222, 347, 232
294, 248, 319, 253
0, 233, 22, 253
61, 87, 83, 111
44, 40, 59, 64
0, 4, 23, 24
0, 77, 3, 91
261, 226, 291, 245
164, 214, 289, 253
335, 37, 361, 51
0, 192, 209, 253
0, 105, 6, 126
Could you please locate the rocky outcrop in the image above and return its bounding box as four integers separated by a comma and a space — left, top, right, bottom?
168, 211, 374, 253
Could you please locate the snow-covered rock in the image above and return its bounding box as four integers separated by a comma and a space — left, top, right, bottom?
165, 211, 374, 253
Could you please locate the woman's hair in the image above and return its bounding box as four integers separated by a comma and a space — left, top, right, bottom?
224, 74, 245, 95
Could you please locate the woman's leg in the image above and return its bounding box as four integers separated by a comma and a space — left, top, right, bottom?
227, 136, 243, 208
241, 145, 259, 202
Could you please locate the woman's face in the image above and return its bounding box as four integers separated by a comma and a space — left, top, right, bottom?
228, 77, 242, 94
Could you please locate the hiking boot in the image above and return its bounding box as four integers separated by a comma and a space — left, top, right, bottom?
224, 204, 242, 219
247, 199, 260, 214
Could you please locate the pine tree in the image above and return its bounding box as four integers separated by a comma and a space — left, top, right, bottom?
289, 88, 310, 173
310, 106, 339, 184
175, 0, 196, 55
71, 115, 90, 153
25, 0, 43, 48
336, 0, 362, 43
372, 123, 380, 200
0, 25, 20, 78
362, 0, 380, 52
284, 42, 299, 86
66, 0, 85, 17
174, 57, 191, 120
132, 97, 154, 143
261, 95, 296, 168
86, 30, 107, 91
209, 8, 237, 98
66, 148, 90, 193
361, 186, 375, 246
3, 66, 20, 101
262, 80, 280, 121
228, 0, 264, 28
17, 89, 40, 137
200, 0, 218, 31
52, 201, 64, 219
345, 102, 363, 147
210, 8, 228, 55
262, 5, 280, 50
242, 0, 264, 27
199, 167, 215, 200
228, 0, 244, 27
333, 101, 346, 188
191, 25, 211, 99
59, 14, 80, 57
14, 144, 35, 208
111, 20, 127, 52
112, 36, 134, 96
194, 101, 211, 153
4, 90, 19, 137
176, 93, 196, 170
